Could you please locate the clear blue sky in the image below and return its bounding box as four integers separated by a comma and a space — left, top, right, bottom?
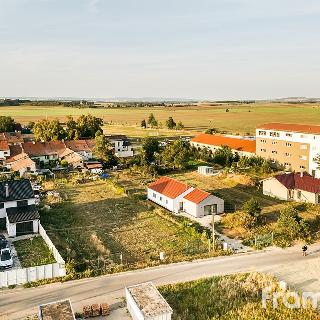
0, 0, 319, 100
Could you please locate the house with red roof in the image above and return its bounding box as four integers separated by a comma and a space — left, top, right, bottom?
191, 134, 256, 157
263, 171, 320, 204
0, 140, 10, 161
148, 176, 224, 217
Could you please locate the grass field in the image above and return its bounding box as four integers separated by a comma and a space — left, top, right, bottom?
2, 102, 320, 136
13, 236, 56, 268
40, 177, 221, 275
160, 272, 320, 320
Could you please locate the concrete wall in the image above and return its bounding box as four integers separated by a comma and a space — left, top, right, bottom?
263, 178, 289, 200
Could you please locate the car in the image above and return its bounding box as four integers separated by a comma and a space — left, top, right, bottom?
0, 237, 8, 250
0, 248, 13, 269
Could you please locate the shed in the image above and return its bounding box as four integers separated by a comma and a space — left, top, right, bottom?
198, 166, 214, 176
38, 299, 75, 320
126, 282, 173, 320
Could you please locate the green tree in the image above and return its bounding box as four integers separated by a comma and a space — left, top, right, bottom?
77, 114, 103, 138
65, 115, 79, 140
165, 117, 176, 129
212, 145, 235, 166
147, 113, 158, 128
176, 121, 184, 130
141, 137, 160, 164
0, 116, 16, 132
93, 132, 116, 165
243, 198, 262, 218
141, 119, 147, 129
33, 119, 65, 141
160, 140, 190, 170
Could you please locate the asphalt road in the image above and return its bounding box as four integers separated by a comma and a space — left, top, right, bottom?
0, 246, 318, 320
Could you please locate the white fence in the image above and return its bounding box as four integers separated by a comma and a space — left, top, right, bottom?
0, 223, 66, 288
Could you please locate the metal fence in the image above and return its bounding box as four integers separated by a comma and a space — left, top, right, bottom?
0, 223, 66, 288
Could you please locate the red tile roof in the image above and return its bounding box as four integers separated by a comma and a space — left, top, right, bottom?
258, 123, 320, 135
9, 144, 22, 157
0, 140, 9, 151
275, 172, 320, 194
148, 176, 190, 199
22, 141, 66, 157
11, 157, 36, 172
191, 134, 256, 153
64, 140, 93, 153
183, 188, 210, 204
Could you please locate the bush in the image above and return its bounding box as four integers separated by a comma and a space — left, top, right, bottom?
243, 198, 262, 218
223, 211, 257, 230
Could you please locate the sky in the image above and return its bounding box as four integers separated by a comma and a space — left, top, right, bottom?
0, 0, 320, 100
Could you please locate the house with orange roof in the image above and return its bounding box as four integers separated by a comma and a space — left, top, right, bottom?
191, 134, 256, 157
148, 176, 224, 217
0, 140, 10, 160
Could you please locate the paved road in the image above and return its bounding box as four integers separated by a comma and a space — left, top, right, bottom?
1, 246, 319, 320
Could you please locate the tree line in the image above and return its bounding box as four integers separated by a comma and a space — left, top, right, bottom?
140, 113, 184, 130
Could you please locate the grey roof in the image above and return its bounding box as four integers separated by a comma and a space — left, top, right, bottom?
0, 179, 34, 202
6, 205, 39, 223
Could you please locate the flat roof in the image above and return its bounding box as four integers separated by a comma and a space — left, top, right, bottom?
258, 123, 320, 134
39, 299, 75, 320
127, 282, 172, 317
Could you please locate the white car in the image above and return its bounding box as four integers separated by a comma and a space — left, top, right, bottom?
0, 248, 13, 269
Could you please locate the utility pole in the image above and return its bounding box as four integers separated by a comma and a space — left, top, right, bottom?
212, 205, 216, 251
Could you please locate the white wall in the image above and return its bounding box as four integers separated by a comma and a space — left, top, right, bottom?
263, 178, 289, 200
0, 150, 10, 159
172, 188, 194, 214
147, 189, 175, 212
183, 195, 224, 218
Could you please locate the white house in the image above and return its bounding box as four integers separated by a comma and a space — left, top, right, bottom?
148, 176, 224, 217
106, 135, 134, 157
263, 171, 320, 204
0, 180, 39, 237
0, 140, 10, 161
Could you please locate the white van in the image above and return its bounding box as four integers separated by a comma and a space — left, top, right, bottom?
0, 248, 13, 269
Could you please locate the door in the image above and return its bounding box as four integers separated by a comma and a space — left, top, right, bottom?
179, 202, 184, 211
16, 221, 34, 235
204, 205, 212, 216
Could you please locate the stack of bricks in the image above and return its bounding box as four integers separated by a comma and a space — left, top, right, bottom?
101, 303, 110, 316
91, 304, 101, 317
83, 305, 92, 318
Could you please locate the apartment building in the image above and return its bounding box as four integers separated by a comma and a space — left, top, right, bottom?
256, 123, 320, 177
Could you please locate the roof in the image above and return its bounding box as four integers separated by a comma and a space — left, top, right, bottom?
258, 123, 320, 135
64, 140, 93, 153
39, 299, 75, 320
9, 144, 22, 157
183, 188, 210, 204
126, 282, 172, 317
6, 152, 30, 164
22, 141, 66, 157
0, 179, 34, 202
10, 157, 36, 172
6, 205, 39, 223
86, 162, 103, 169
0, 140, 9, 151
1, 132, 24, 144
274, 172, 320, 194
191, 134, 256, 153
148, 176, 190, 199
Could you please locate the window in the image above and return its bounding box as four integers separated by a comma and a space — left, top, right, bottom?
271, 150, 277, 154
166, 199, 168, 204
299, 155, 307, 160
160, 196, 162, 201
153, 193, 156, 198
285, 153, 291, 157
300, 134, 306, 139
284, 162, 291, 167
272, 141, 277, 145
300, 144, 308, 150
297, 190, 301, 199
260, 148, 266, 152
286, 133, 292, 137
270, 131, 280, 137
0, 202, 4, 209
260, 139, 266, 143
300, 165, 306, 170
17, 200, 28, 207
259, 130, 266, 136
285, 142, 292, 147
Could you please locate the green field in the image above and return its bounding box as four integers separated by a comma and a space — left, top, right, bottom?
1, 102, 320, 135
160, 272, 320, 320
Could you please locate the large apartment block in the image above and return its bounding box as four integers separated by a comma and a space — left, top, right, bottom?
256, 123, 320, 177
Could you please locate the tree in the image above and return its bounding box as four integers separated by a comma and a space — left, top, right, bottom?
141, 137, 160, 164
212, 145, 235, 166
93, 132, 116, 165
0, 116, 16, 132
159, 140, 190, 170
141, 119, 147, 129
176, 121, 184, 130
243, 198, 261, 218
65, 115, 79, 140
165, 117, 176, 129
76, 114, 103, 138
147, 113, 158, 128
33, 119, 65, 141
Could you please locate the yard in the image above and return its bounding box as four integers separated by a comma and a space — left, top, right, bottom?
40, 177, 221, 276
159, 272, 320, 320
13, 236, 56, 268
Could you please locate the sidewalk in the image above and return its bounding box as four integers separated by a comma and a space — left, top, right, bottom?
176, 212, 252, 253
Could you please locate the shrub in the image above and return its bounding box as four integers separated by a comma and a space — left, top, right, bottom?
243, 198, 262, 218
223, 211, 257, 230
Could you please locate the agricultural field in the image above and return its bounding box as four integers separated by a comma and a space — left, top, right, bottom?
13, 236, 56, 268
1, 102, 320, 136
159, 272, 320, 320
40, 177, 221, 276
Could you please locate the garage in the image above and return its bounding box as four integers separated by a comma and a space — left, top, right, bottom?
16, 221, 34, 235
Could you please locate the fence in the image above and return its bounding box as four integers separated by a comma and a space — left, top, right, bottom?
0, 223, 66, 288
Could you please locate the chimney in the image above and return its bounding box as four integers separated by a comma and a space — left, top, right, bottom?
300, 171, 304, 178
5, 183, 9, 198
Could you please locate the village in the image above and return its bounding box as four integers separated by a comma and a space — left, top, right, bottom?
1, 113, 320, 319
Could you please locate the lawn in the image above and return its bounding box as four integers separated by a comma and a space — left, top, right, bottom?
13, 236, 56, 268
2, 102, 320, 136
159, 272, 320, 320
40, 177, 220, 275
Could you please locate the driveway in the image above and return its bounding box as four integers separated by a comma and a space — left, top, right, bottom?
1, 244, 320, 320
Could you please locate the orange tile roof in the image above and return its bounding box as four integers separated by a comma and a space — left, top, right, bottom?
22, 141, 66, 157
183, 188, 210, 204
64, 140, 93, 152
258, 123, 320, 134
11, 157, 36, 172
0, 140, 9, 151
191, 134, 256, 153
148, 176, 190, 199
